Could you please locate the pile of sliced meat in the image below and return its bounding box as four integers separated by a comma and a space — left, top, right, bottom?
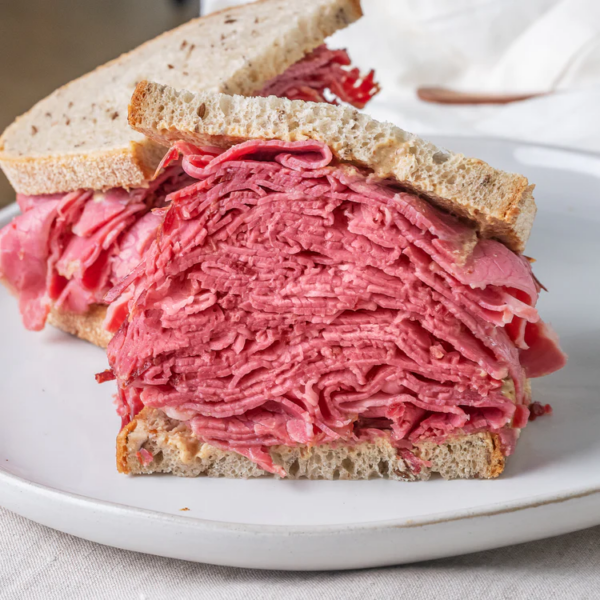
0, 45, 378, 332
0, 168, 190, 331
258, 45, 379, 108
104, 140, 566, 476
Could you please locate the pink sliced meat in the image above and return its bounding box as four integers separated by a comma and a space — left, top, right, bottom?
104, 211, 165, 333
71, 189, 140, 237
0, 167, 189, 331
257, 45, 380, 109
520, 320, 567, 377
0, 197, 61, 329
105, 139, 566, 475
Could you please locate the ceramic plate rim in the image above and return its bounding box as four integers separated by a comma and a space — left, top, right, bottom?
1, 467, 600, 535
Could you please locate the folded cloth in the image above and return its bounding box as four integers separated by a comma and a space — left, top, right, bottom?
364, 87, 600, 153
204, 0, 600, 152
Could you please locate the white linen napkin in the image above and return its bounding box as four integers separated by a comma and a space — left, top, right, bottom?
203, 0, 600, 152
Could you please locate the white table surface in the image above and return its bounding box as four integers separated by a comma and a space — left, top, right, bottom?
1, 506, 599, 599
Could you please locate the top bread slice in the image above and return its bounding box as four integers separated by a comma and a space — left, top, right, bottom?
129, 81, 536, 252
0, 0, 362, 196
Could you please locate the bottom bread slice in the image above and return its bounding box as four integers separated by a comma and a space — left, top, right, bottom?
117, 407, 506, 481
47, 304, 111, 348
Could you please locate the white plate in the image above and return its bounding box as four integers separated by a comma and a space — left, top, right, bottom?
0, 136, 599, 571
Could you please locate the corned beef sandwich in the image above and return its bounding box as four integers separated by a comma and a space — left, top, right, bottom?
0, 0, 376, 345
98, 81, 565, 481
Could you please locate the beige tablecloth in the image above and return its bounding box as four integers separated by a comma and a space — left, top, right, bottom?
1, 506, 599, 599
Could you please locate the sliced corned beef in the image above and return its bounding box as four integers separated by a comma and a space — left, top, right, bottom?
0, 168, 189, 331
257, 45, 379, 108
104, 140, 566, 476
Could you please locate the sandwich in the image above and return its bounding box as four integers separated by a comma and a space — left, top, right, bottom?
100, 81, 565, 481
0, 0, 376, 345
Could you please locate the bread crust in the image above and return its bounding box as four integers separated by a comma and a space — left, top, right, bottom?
0, 142, 164, 195
47, 304, 111, 348
117, 417, 140, 474
117, 407, 506, 480
128, 82, 536, 252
